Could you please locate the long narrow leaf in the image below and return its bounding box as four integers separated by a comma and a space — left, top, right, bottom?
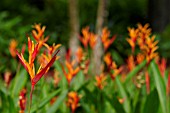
115, 77, 131, 113
142, 89, 159, 113
125, 60, 146, 84
31, 89, 61, 112
47, 90, 68, 113
12, 69, 28, 96
150, 61, 167, 113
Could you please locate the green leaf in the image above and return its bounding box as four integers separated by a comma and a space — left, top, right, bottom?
31, 89, 61, 112
12, 69, 28, 96
115, 76, 131, 113
72, 71, 85, 91
149, 61, 167, 113
47, 90, 68, 113
8, 95, 17, 113
54, 61, 68, 90
104, 92, 125, 113
125, 60, 146, 84
142, 89, 159, 113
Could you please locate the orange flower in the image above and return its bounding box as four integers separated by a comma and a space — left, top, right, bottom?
18, 88, 27, 113
110, 61, 123, 80
79, 26, 90, 48
67, 91, 80, 113
104, 52, 112, 67
137, 23, 151, 39
16, 38, 59, 83
95, 73, 107, 90
62, 60, 80, 85
76, 47, 84, 63
142, 36, 159, 63
89, 33, 97, 49
127, 55, 135, 71
126, 27, 139, 52
16, 37, 60, 108
137, 24, 151, 50
137, 53, 145, 64
32, 24, 49, 49
9, 39, 18, 57
101, 27, 116, 51
44, 43, 61, 55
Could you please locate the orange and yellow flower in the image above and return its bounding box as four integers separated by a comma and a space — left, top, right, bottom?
101, 27, 116, 51
16, 37, 60, 85
89, 32, 97, 49
67, 91, 80, 113
9, 39, 18, 57
62, 60, 80, 85
126, 27, 139, 52
79, 27, 90, 48
32, 24, 49, 49
142, 36, 159, 63
110, 61, 123, 80
127, 55, 135, 71
95, 73, 107, 90
104, 52, 112, 67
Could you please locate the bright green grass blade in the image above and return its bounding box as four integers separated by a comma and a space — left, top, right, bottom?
31, 89, 61, 112
150, 61, 167, 113
115, 76, 131, 113
125, 60, 146, 84
47, 90, 68, 113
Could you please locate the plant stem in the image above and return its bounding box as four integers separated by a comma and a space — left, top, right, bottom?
29, 85, 35, 113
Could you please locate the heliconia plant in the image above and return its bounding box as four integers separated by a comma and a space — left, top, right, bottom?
16, 24, 60, 112
2, 23, 170, 113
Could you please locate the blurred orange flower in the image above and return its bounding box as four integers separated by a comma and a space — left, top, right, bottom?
67, 91, 80, 113
62, 60, 80, 85
76, 47, 84, 63
104, 52, 112, 67
89, 32, 97, 49
127, 55, 135, 71
79, 26, 90, 48
101, 27, 116, 51
95, 73, 107, 90
9, 39, 18, 57
137, 53, 145, 64
110, 61, 123, 80
18, 88, 27, 113
142, 36, 159, 63
126, 27, 139, 53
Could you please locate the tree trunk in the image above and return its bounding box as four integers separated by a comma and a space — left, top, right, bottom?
92, 0, 108, 75
148, 0, 170, 32
68, 0, 79, 60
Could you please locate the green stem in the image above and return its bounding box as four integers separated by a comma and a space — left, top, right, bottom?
29, 85, 35, 113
